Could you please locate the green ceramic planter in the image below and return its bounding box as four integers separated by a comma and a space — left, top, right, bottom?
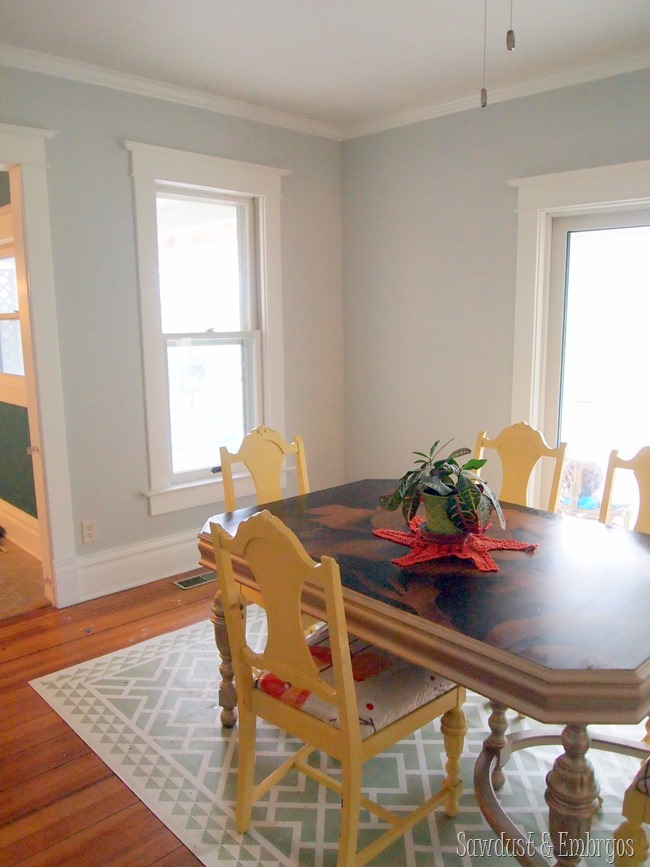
422, 490, 492, 537
421, 492, 463, 535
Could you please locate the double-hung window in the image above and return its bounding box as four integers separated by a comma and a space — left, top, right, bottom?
127, 143, 288, 515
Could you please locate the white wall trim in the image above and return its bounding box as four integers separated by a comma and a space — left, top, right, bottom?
509, 158, 650, 434
76, 528, 206, 602
3, 41, 650, 143
0, 122, 80, 607
126, 141, 288, 513
343, 50, 650, 140
0, 45, 341, 141
0, 498, 40, 558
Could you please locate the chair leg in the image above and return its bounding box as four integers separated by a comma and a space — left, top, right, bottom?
338, 759, 363, 867
235, 708, 257, 833
612, 758, 650, 866
613, 816, 649, 866
440, 707, 467, 818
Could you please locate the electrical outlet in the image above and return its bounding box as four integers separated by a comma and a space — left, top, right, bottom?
81, 519, 97, 544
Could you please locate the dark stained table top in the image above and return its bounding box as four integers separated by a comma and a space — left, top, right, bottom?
199, 479, 650, 723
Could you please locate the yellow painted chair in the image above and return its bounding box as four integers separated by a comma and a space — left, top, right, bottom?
614, 758, 650, 866
599, 447, 650, 535
219, 424, 309, 512
210, 511, 467, 867
599, 446, 650, 749
474, 421, 566, 723
474, 421, 567, 512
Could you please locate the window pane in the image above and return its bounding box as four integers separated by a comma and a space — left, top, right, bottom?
0, 320, 24, 375
156, 195, 245, 334
0, 258, 24, 375
559, 224, 650, 525
167, 339, 245, 475
0, 256, 18, 313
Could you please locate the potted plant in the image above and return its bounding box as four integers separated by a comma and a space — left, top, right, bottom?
380, 440, 506, 536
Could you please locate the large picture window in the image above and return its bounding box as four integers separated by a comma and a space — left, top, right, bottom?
127, 142, 288, 514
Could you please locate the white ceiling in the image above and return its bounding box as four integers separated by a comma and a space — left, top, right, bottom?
1, 0, 649, 139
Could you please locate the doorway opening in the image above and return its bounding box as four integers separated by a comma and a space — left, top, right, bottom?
0, 169, 49, 618
548, 214, 650, 525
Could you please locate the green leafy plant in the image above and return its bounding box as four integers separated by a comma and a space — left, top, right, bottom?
380, 439, 506, 534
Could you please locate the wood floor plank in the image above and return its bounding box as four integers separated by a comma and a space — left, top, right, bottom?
0, 777, 134, 863
0, 569, 217, 864
13, 801, 166, 866
0, 599, 216, 687
0, 754, 112, 825
151, 848, 204, 866
0, 706, 69, 752
0, 580, 216, 666
0, 730, 90, 792
103, 827, 198, 866
0, 683, 50, 728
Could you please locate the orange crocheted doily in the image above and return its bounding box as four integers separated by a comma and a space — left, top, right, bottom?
373, 517, 537, 572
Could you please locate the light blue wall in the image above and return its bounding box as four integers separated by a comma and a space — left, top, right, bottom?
2, 59, 650, 579
341, 68, 650, 481
0, 66, 344, 555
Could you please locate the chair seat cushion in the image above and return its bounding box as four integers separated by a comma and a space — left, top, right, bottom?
254, 626, 456, 739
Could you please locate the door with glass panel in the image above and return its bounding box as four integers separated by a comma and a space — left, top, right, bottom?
546, 211, 650, 525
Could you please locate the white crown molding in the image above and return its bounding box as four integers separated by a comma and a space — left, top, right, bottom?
2, 42, 650, 144
342, 49, 650, 140
0, 44, 342, 142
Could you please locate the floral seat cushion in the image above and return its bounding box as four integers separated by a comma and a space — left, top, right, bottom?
255, 625, 456, 739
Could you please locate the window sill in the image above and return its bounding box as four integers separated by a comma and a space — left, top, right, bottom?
145, 475, 252, 516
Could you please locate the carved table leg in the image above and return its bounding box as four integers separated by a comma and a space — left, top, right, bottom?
210, 590, 237, 728
485, 700, 509, 791
544, 724, 600, 867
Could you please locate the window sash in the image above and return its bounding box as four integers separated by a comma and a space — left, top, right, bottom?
164, 331, 261, 482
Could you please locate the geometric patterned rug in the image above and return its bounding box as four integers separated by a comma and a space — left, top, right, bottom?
29, 607, 647, 866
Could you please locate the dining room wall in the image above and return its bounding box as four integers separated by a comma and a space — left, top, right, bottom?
2, 57, 649, 603
341, 67, 650, 483
0, 66, 344, 601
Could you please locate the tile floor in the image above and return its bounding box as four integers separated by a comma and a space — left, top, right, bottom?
0, 535, 50, 619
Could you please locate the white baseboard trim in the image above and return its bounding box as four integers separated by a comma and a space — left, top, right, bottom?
75, 528, 205, 603
0, 499, 41, 559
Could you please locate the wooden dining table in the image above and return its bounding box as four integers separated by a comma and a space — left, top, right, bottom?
198, 478, 650, 867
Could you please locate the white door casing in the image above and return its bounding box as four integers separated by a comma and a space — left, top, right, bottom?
0, 123, 79, 606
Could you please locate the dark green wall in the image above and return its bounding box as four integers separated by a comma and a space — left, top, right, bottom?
0, 401, 37, 517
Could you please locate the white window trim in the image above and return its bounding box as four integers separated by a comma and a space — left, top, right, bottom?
508, 159, 650, 507
125, 141, 290, 515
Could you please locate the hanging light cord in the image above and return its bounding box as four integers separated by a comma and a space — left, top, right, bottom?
507, 0, 516, 50
481, 0, 488, 107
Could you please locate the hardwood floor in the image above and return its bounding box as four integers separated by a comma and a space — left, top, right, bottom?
0, 537, 50, 620
0, 569, 219, 865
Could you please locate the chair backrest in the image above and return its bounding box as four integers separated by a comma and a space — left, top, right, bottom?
474, 421, 567, 512
210, 510, 359, 736
219, 425, 310, 512
598, 446, 650, 534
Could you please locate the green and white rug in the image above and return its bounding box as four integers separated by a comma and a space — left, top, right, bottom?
29, 607, 646, 866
